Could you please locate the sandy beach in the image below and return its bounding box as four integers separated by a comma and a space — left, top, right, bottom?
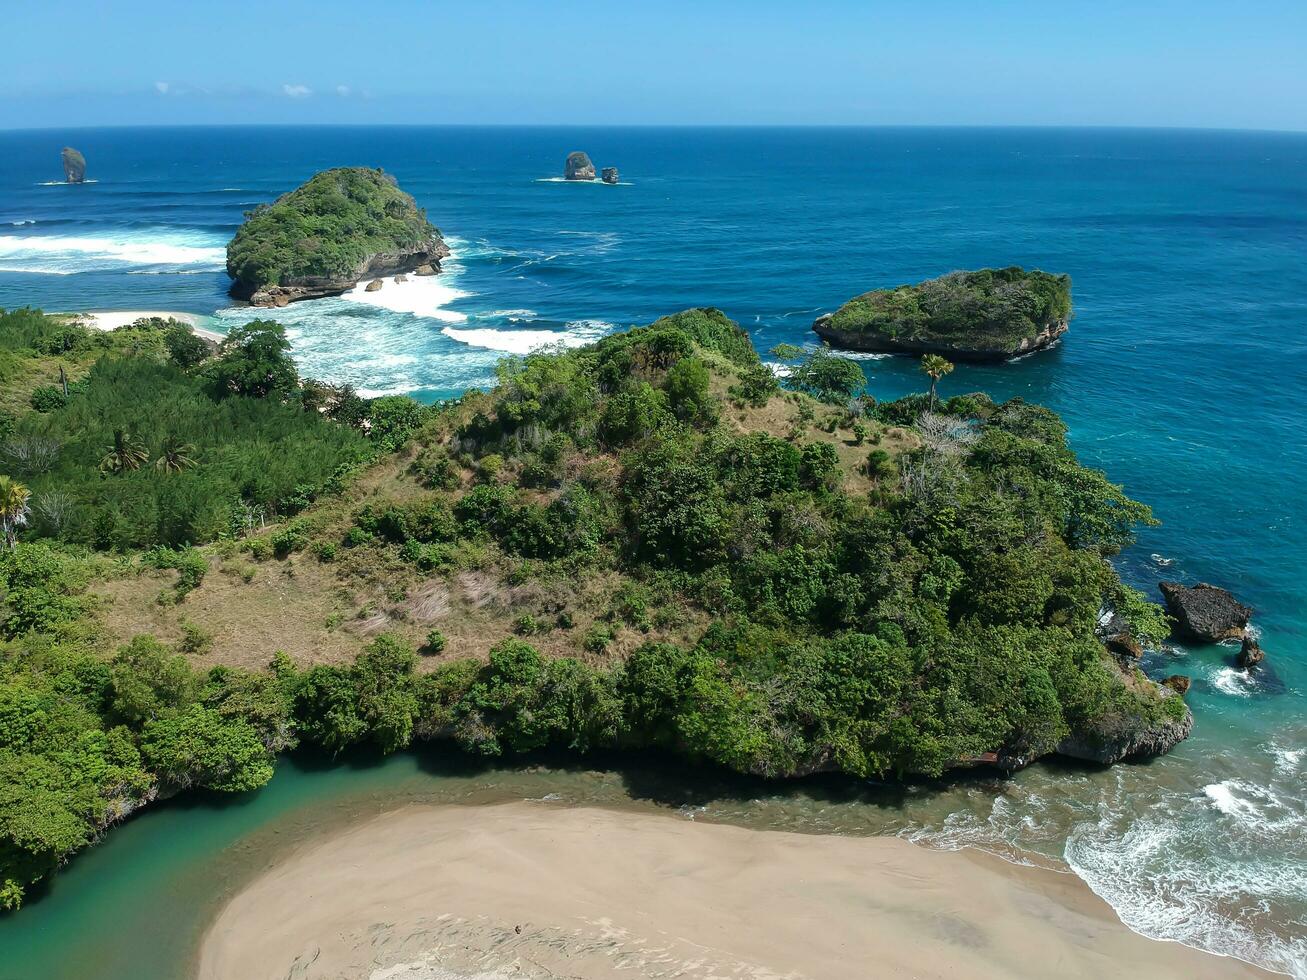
196, 802, 1270, 980
76, 309, 225, 342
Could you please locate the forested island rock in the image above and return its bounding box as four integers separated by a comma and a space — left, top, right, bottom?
0, 306, 1191, 907
565, 151, 596, 180
225, 167, 449, 307
813, 267, 1072, 362
61, 146, 86, 183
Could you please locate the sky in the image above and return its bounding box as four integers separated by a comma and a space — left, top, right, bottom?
2, 0, 1304, 131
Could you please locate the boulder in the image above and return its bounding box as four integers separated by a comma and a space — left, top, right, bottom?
1159, 582, 1251, 643
1236, 636, 1266, 670
61, 147, 86, 183
601, 167, 619, 184
393, 274, 408, 283
1162, 675, 1192, 695
1104, 631, 1143, 661
564, 151, 596, 181
414, 264, 436, 276
365, 278, 384, 292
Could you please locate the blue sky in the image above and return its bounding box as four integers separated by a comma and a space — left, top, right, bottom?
3, 0, 1304, 130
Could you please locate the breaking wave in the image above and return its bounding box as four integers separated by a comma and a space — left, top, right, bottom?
0, 229, 225, 275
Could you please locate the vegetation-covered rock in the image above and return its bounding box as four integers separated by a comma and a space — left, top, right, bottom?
0, 306, 1191, 908
814, 267, 1072, 361
60, 147, 86, 184
225, 168, 449, 307
564, 151, 596, 180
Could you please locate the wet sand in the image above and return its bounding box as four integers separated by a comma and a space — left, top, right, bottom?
196, 802, 1270, 980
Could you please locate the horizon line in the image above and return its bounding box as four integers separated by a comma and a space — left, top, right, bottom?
3, 122, 1306, 137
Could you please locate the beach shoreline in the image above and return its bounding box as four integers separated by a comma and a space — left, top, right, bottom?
73, 309, 225, 343
196, 801, 1272, 980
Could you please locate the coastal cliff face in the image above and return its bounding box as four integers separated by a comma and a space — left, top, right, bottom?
225, 167, 448, 307
235, 241, 451, 307
814, 267, 1072, 362
813, 313, 1068, 362
61, 147, 86, 183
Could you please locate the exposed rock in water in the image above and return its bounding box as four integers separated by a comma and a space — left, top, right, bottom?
414, 264, 436, 276
393, 274, 408, 283
61, 147, 86, 183
1237, 636, 1266, 669
601, 167, 619, 184
1162, 674, 1192, 695
813, 267, 1072, 362
1056, 689, 1193, 765
365, 278, 384, 292
226, 167, 449, 307
565, 151, 596, 181
1159, 581, 1251, 643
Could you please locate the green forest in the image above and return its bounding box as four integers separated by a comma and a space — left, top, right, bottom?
0, 306, 1184, 910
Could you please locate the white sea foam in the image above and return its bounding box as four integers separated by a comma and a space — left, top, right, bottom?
9, 219, 35, 226
477, 309, 537, 321
34, 179, 100, 186
1212, 666, 1255, 696
0, 231, 225, 274
1150, 553, 1175, 566
534, 176, 630, 185
339, 276, 470, 323
765, 361, 793, 378
441, 320, 612, 356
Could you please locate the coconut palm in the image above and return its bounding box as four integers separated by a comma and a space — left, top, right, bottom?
920, 354, 955, 410
99, 429, 149, 474
0, 475, 32, 550
155, 436, 197, 473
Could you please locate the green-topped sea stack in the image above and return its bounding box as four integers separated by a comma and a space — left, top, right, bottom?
814, 266, 1072, 362
225, 167, 449, 307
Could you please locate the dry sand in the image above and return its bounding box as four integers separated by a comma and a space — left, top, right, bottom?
196, 802, 1270, 980
76, 309, 225, 342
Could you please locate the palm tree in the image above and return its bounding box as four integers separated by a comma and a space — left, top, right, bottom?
155, 436, 197, 474
99, 429, 149, 474
0, 475, 31, 550
920, 354, 955, 410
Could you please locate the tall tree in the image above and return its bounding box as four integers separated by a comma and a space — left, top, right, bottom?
99, 429, 149, 474
920, 354, 954, 409
0, 475, 31, 549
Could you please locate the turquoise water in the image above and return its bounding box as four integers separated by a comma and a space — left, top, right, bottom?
1, 126, 1304, 975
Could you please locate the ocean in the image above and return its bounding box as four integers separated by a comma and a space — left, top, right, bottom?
0, 125, 1304, 976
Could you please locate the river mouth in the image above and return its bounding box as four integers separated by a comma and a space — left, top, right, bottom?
1, 743, 1299, 979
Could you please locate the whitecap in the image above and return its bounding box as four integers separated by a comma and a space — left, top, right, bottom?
765, 361, 793, 378
1212, 666, 1255, 696
339, 275, 470, 323
0, 230, 225, 275
8, 219, 35, 226
1150, 553, 1175, 566
476, 309, 538, 321
441, 320, 612, 356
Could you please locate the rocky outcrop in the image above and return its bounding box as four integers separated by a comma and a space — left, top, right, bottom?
61, 147, 86, 183
238, 243, 449, 306
227, 167, 449, 307
565, 151, 596, 181
365, 278, 383, 292
601, 167, 619, 184
1162, 674, 1192, 695
813, 313, 1067, 362
1057, 690, 1193, 765
1237, 636, 1266, 669
1159, 581, 1251, 643
393, 274, 408, 283
414, 264, 436, 276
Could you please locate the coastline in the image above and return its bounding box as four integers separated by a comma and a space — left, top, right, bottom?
196, 802, 1272, 980
74, 309, 226, 343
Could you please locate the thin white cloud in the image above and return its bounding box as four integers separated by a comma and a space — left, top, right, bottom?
282, 84, 312, 99
336, 85, 351, 97
155, 81, 170, 95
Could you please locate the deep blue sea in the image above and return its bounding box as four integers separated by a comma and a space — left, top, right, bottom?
1, 126, 1304, 975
